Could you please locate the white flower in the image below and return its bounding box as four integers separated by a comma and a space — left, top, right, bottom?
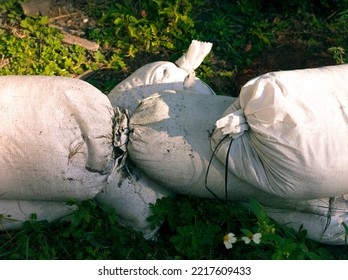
242, 233, 262, 244
223, 233, 237, 249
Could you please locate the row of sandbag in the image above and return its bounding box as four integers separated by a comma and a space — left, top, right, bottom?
0, 40, 214, 238
111, 61, 348, 245
1, 40, 348, 244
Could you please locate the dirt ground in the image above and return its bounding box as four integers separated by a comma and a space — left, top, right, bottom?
20, 0, 337, 96
235, 43, 336, 90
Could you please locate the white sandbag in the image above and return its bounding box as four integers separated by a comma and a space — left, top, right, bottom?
107, 40, 215, 115
212, 64, 348, 200
263, 194, 348, 245
126, 90, 278, 200
95, 167, 173, 239
124, 89, 331, 206
0, 76, 173, 238
0, 75, 115, 201
0, 200, 77, 230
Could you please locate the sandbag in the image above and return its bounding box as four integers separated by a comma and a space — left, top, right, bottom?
124, 89, 330, 205
263, 194, 348, 245
126, 90, 276, 200
0, 76, 171, 238
107, 40, 215, 115
0, 200, 77, 230
95, 167, 173, 239
212, 64, 348, 200
0, 76, 115, 201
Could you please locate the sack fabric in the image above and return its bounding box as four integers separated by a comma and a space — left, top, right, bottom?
107, 40, 215, 115
95, 167, 173, 239
212, 64, 348, 200
0, 75, 115, 201
0, 199, 77, 230
262, 194, 348, 245
127, 90, 260, 199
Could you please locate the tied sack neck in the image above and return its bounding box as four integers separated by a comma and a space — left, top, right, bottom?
205, 107, 249, 202
109, 107, 130, 179
175, 40, 213, 89
215, 109, 249, 139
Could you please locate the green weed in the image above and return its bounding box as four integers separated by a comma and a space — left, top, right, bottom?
149, 196, 340, 260
328, 47, 347, 64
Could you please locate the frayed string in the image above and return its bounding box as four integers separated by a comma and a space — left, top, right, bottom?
109, 107, 140, 183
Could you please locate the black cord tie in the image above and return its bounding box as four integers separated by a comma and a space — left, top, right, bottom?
205, 134, 233, 203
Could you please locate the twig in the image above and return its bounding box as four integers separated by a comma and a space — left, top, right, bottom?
61, 32, 99, 52
0, 55, 10, 69
48, 24, 99, 51
50, 12, 79, 21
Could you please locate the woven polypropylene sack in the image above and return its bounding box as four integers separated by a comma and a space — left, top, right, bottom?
262, 194, 348, 245
95, 167, 173, 239
107, 40, 215, 115
212, 64, 348, 200
127, 90, 259, 199
0, 76, 115, 201
0, 200, 77, 230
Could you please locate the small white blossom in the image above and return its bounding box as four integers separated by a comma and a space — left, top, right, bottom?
242, 232, 262, 244
223, 233, 237, 249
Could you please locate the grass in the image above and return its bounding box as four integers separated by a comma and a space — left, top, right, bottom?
1, 0, 348, 259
